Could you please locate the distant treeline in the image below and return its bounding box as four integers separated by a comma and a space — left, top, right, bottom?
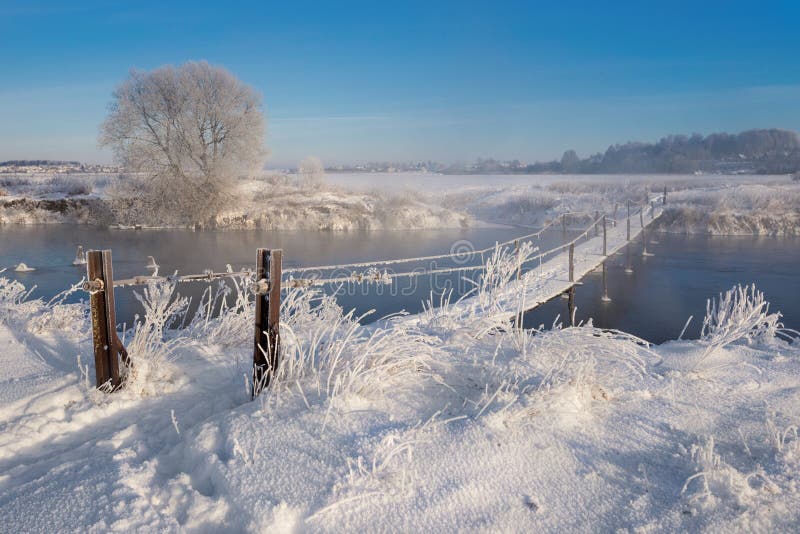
328, 129, 800, 175
525, 129, 800, 175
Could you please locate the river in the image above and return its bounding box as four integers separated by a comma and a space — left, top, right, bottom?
1, 225, 797, 344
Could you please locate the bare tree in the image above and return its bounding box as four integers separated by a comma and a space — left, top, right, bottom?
297, 156, 326, 190
100, 61, 266, 224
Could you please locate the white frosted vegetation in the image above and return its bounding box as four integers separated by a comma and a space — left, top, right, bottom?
2, 172, 799, 233
1, 261, 799, 530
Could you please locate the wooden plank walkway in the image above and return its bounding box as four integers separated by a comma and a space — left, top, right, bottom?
441, 203, 664, 323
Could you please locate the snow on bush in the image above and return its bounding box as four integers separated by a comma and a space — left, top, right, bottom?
0, 270, 34, 323
121, 281, 189, 397
187, 269, 254, 348
687, 284, 797, 371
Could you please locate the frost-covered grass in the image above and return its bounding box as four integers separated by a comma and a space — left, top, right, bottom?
1, 251, 799, 531
3, 171, 798, 234
1, 172, 470, 229
655, 182, 800, 235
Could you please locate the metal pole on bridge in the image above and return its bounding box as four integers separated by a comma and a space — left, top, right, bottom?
602, 216, 610, 302
626, 201, 631, 241
567, 287, 575, 326
568, 242, 574, 283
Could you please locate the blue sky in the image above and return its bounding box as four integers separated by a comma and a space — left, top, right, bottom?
1, 0, 799, 167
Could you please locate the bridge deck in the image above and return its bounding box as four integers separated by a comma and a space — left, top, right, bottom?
442, 204, 664, 323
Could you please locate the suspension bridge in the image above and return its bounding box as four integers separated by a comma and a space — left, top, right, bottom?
78, 193, 666, 391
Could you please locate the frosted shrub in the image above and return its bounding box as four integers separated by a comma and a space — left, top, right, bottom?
187, 270, 254, 347
26, 281, 90, 336
681, 435, 778, 512
0, 271, 36, 323
476, 241, 538, 312
40, 175, 93, 196
693, 284, 795, 370
123, 281, 189, 396
262, 287, 439, 412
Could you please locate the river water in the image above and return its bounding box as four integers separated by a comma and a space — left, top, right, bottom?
1, 225, 798, 344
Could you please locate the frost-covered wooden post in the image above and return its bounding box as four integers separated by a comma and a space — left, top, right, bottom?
625, 203, 633, 274
601, 216, 611, 302
567, 288, 575, 326
514, 239, 521, 281
253, 248, 282, 396
613, 203, 618, 227
594, 211, 599, 236
562, 213, 567, 243
626, 201, 631, 241
663, 185, 667, 205
568, 242, 574, 283
84, 249, 127, 390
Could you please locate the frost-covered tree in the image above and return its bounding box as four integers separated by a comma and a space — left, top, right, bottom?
100, 61, 266, 224
298, 156, 325, 189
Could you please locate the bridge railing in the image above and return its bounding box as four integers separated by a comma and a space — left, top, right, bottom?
78, 192, 666, 393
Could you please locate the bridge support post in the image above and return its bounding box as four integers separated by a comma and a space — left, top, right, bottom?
594, 211, 599, 236
562, 213, 567, 243
663, 185, 667, 205
602, 216, 611, 302
567, 287, 575, 326
568, 242, 574, 283
514, 239, 521, 281
253, 248, 282, 397
626, 201, 631, 241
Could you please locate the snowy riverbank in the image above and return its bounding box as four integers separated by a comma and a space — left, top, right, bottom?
1, 262, 799, 530
2, 173, 799, 235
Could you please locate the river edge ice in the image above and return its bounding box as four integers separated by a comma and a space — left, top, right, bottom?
0, 257, 798, 531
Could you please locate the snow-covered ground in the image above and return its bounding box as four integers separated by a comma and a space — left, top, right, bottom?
3, 172, 799, 234
1, 250, 799, 531
0, 174, 469, 230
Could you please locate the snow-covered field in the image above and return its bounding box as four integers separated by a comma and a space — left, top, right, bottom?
1, 253, 799, 531
2, 172, 799, 234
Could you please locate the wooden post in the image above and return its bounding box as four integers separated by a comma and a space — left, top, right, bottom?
626, 201, 631, 241
640, 204, 644, 228
663, 185, 667, 205
253, 248, 282, 396
625, 242, 633, 274
85, 250, 127, 390
567, 287, 575, 326
602, 215, 607, 256
562, 213, 567, 243
514, 239, 521, 281
568, 242, 574, 282
594, 211, 599, 236
613, 203, 618, 227
601, 215, 610, 302
642, 223, 648, 255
